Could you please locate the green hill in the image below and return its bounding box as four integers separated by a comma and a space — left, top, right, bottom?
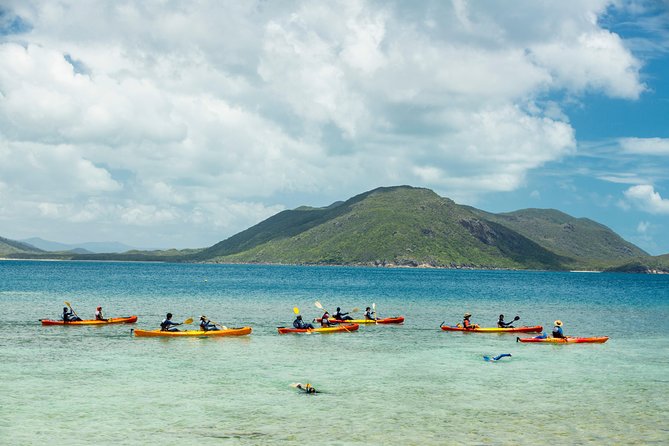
0, 236, 44, 256
469, 207, 647, 263
193, 186, 616, 270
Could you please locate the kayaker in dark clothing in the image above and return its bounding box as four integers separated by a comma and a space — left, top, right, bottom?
462, 313, 479, 329
62, 307, 82, 322
199, 315, 219, 331
497, 314, 519, 328
160, 313, 181, 332
364, 307, 376, 321
552, 320, 565, 338
334, 307, 353, 321
293, 315, 314, 329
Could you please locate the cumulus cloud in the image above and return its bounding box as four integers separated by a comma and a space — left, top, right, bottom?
624, 185, 669, 214
0, 0, 648, 247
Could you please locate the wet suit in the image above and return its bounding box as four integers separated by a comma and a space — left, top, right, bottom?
334, 310, 353, 321
62, 308, 82, 322
483, 353, 512, 362
552, 326, 565, 338
160, 318, 180, 332
200, 320, 219, 331
497, 317, 514, 328
293, 318, 314, 329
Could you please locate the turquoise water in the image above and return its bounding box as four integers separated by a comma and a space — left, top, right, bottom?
1, 260, 668, 445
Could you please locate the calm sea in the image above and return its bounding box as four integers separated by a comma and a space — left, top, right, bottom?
0, 260, 667, 445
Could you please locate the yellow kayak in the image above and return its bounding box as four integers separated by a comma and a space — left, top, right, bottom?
133, 327, 252, 337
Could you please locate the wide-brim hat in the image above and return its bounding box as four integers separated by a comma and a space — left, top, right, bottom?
464, 313, 472, 318
554, 320, 563, 326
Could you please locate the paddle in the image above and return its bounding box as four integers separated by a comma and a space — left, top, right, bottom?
372, 302, 378, 324
208, 319, 228, 330
182, 317, 194, 325
64, 301, 79, 320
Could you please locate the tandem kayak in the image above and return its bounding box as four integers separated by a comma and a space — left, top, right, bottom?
277, 324, 359, 334
133, 327, 252, 337
41, 316, 138, 326
516, 335, 609, 344
315, 317, 404, 325
440, 324, 542, 333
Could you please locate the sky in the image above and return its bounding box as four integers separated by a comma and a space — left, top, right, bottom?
0, 0, 668, 254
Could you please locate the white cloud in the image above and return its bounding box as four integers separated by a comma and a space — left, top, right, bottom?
619, 137, 669, 155
0, 0, 649, 247
637, 221, 650, 233
598, 174, 648, 184
624, 185, 669, 214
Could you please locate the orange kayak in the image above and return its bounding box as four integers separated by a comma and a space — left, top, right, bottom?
517, 336, 609, 344
133, 326, 252, 337
277, 324, 359, 334
41, 316, 138, 326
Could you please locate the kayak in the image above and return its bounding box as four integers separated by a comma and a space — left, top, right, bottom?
440, 324, 542, 333
277, 323, 359, 334
41, 316, 138, 326
315, 317, 404, 325
517, 336, 609, 344
133, 327, 252, 337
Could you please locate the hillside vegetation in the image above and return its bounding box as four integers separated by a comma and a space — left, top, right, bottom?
0, 237, 43, 256
3, 186, 660, 272
190, 186, 644, 270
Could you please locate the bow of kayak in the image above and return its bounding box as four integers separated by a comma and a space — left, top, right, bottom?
41, 316, 138, 326
440, 324, 543, 333
277, 323, 359, 334
517, 336, 609, 344
133, 327, 252, 337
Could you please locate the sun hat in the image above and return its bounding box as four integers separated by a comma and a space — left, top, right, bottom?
464, 313, 471, 318
554, 320, 563, 326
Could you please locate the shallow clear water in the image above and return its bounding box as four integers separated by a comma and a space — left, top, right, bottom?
1, 261, 667, 445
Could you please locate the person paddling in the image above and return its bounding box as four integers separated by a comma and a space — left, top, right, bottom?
62, 306, 82, 322
497, 314, 519, 328
160, 313, 181, 332
95, 306, 107, 321
364, 307, 376, 321
199, 315, 219, 331
320, 311, 332, 327
293, 314, 314, 329
462, 313, 478, 329
552, 320, 565, 338
333, 307, 353, 321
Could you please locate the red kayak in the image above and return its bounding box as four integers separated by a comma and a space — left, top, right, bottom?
277, 324, 359, 334
41, 316, 138, 326
315, 316, 404, 324
517, 335, 609, 344
440, 324, 542, 333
